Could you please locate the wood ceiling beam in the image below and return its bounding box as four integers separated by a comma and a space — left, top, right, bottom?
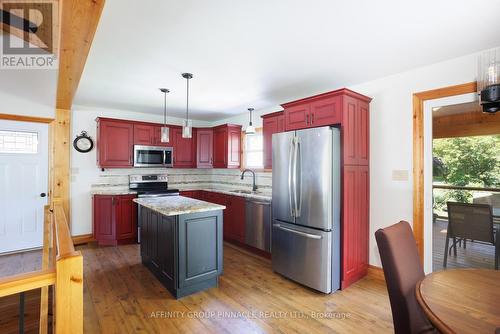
56, 0, 105, 110
433, 110, 500, 139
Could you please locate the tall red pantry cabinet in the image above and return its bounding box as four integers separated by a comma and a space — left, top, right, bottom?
264, 88, 371, 289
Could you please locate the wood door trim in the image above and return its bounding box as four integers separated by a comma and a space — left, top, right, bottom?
0, 113, 54, 123
412, 81, 477, 262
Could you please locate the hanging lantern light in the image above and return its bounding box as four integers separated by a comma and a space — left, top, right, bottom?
245, 108, 256, 135
181, 73, 193, 138
159, 88, 170, 143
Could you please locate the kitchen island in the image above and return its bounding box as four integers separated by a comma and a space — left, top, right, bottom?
134, 196, 225, 299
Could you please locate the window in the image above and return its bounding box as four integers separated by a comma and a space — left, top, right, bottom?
0, 130, 38, 154
243, 128, 263, 169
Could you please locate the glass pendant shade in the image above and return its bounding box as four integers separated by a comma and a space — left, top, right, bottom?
159, 88, 170, 142
182, 119, 192, 138
245, 107, 256, 135
245, 124, 256, 135
160, 126, 170, 143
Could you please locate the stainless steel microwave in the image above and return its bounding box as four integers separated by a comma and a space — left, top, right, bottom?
133, 145, 173, 167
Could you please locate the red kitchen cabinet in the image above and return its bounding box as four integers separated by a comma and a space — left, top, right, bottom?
213, 124, 242, 169
93, 194, 137, 246
229, 195, 246, 243
281, 88, 371, 289
262, 111, 285, 169
310, 96, 342, 127
133, 124, 156, 145
96, 118, 134, 168
342, 96, 370, 165
284, 104, 310, 131
196, 128, 213, 168
172, 127, 196, 168
341, 165, 369, 289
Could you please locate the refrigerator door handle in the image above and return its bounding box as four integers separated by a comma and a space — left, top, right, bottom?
288, 137, 295, 217
295, 138, 301, 217
273, 224, 322, 240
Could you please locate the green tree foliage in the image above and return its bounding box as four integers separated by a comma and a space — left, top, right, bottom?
433, 135, 500, 207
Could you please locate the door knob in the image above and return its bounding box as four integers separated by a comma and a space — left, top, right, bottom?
40, 193, 47, 198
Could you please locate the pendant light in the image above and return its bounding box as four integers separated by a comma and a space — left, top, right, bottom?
245, 108, 256, 135
181, 72, 193, 138
159, 88, 170, 143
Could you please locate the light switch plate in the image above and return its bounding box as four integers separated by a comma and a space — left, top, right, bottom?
392, 170, 408, 181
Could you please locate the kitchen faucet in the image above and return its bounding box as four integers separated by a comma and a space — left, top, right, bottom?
240, 169, 257, 191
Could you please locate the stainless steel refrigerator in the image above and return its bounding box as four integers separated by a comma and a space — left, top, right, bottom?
271, 126, 341, 293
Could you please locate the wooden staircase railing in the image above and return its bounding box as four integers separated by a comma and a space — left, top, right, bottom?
0, 202, 83, 334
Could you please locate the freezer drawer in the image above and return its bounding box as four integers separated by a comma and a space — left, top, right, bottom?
272, 220, 332, 293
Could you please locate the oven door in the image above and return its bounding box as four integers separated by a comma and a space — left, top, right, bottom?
134, 145, 166, 167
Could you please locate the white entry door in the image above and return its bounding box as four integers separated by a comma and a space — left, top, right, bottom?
0, 120, 49, 253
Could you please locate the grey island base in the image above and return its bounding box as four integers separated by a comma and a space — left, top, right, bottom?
134, 196, 226, 299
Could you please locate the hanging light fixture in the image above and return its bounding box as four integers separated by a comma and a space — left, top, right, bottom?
245, 108, 256, 135
478, 47, 500, 113
181, 73, 193, 138
159, 88, 170, 143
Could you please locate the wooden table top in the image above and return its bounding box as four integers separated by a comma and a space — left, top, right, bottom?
416, 269, 500, 334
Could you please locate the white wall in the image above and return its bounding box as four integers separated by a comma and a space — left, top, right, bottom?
70, 105, 211, 235
0, 71, 57, 119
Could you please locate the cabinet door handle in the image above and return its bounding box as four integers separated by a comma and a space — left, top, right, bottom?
311, 113, 314, 124
306, 114, 309, 124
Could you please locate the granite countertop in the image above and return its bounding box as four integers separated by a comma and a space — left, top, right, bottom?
92, 186, 271, 202
133, 196, 226, 217
180, 188, 272, 202
91, 189, 138, 195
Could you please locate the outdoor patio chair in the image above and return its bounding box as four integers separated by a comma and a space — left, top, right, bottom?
444, 202, 500, 270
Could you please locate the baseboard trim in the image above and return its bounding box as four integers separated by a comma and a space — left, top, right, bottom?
367, 265, 385, 282
72, 233, 94, 245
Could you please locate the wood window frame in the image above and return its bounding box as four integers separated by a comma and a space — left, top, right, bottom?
412, 82, 477, 262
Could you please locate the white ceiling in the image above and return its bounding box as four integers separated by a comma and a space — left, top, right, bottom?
73, 0, 500, 121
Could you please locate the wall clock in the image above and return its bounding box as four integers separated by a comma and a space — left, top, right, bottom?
73, 131, 94, 153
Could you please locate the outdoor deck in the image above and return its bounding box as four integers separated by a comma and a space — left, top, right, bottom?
433, 218, 497, 271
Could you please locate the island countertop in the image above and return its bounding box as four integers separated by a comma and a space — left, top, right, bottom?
133, 196, 226, 216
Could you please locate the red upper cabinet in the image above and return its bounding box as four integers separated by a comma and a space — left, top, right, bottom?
133, 124, 156, 145
96, 118, 134, 168
213, 124, 241, 169
172, 127, 196, 168
284, 104, 310, 131
262, 111, 285, 169
196, 128, 213, 168
342, 95, 370, 166
310, 96, 341, 127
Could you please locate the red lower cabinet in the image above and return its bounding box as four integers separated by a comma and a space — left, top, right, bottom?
93, 194, 137, 246
341, 165, 369, 289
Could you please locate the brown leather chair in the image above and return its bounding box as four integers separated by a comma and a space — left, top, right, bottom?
375, 221, 436, 334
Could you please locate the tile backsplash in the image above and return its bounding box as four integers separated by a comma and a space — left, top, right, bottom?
90, 168, 272, 194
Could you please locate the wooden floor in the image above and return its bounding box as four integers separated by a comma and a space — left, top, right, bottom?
79, 243, 393, 334
433, 219, 497, 271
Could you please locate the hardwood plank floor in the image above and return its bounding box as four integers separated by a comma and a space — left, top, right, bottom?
433, 219, 497, 271
79, 243, 393, 334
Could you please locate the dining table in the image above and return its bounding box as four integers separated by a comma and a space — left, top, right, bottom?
416, 269, 500, 334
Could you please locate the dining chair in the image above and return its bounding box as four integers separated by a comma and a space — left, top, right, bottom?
375, 221, 436, 334
444, 202, 499, 270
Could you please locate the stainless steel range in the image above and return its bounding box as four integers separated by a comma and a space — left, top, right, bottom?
129, 174, 179, 242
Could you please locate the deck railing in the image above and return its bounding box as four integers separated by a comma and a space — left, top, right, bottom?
433, 184, 500, 221
0, 201, 83, 334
